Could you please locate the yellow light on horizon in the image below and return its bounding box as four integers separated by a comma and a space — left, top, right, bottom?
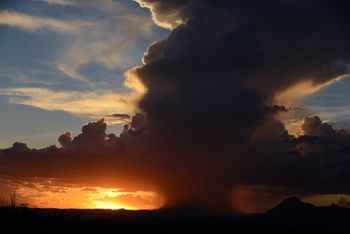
4, 178, 163, 210
93, 201, 134, 210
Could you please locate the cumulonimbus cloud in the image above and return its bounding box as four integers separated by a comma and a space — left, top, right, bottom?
2, 0, 350, 212
129, 0, 350, 210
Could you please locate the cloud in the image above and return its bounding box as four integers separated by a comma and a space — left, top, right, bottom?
2, 114, 350, 211
274, 75, 348, 106
57, 132, 73, 149
0, 67, 62, 86
0, 10, 83, 33
135, 0, 189, 30
0, 65, 146, 118
56, 114, 146, 150
301, 116, 336, 137
0, 1, 153, 120
52, 0, 156, 83
0, 87, 142, 117
97, 192, 163, 210
3, 0, 350, 212
0, 176, 161, 209
1, 1, 156, 84
0, 116, 154, 197
130, 0, 350, 210
36, 0, 77, 6
104, 114, 131, 125
60, 118, 107, 150
56, 16, 153, 83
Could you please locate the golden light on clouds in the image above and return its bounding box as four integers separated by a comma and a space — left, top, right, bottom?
274, 75, 348, 136
135, 0, 186, 30
0, 2, 152, 120
0, 87, 137, 117
274, 75, 347, 107
0, 70, 146, 119
124, 67, 147, 94
277, 111, 306, 136
0, 10, 80, 33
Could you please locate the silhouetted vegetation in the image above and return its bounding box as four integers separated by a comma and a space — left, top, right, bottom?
0, 190, 17, 207
1, 197, 350, 233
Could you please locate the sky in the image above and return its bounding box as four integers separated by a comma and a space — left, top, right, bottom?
1, 1, 350, 149
1, 0, 350, 213
0, 0, 168, 148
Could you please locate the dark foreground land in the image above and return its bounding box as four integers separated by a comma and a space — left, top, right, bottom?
1, 197, 350, 233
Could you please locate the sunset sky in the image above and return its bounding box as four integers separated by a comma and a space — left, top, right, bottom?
1, 0, 350, 212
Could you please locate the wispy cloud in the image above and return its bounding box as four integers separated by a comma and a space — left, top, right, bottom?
274, 75, 348, 106
0, 67, 62, 86
53, 1, 154, 83
103, 114, 131, 125
0, 1, 156, 84
35, 0, 77, 6
0, 1, 154, 120
0, 67, 146, 118
0, 10, 83, 33
0, 87, 141, 117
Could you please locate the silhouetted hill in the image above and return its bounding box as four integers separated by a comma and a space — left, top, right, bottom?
268, 196, 350, 218
267, 196, 315, 215
265, 197, 350, 233
2, 197, 350, 233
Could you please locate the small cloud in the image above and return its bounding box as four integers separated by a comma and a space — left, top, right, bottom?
302, 116, 336, 137
36, 0, 77, 6
0, 10, 84, 33
81, 187, 98, 193
104, 114, 131, 125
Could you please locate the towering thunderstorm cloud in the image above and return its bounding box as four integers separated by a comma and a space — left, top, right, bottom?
131, 0, 350, 210
1, 0, 350, 212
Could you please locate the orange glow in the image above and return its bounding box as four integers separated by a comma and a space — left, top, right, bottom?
231, 187, 256, 214
0, 177, 163, 210
278, 111, 305, 136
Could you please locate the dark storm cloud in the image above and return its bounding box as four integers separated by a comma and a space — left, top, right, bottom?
1, 0, 350, 211
301, 116, 337, 137
0, 116, 157, 194
253, 116, 350, 196
131, 0, 350, 209
134, 0, 350, 149
56, 114, 146, 150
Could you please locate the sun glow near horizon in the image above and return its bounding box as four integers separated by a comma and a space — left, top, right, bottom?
0, 177, 163, 210
93, 201, 133, 210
